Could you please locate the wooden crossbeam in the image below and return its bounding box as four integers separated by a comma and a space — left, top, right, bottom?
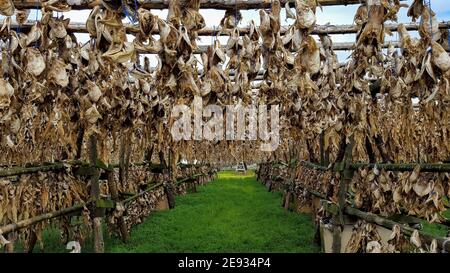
13, 0, 378, 10
11, 20, 449, 37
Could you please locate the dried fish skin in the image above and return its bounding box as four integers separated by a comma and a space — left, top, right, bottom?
0, 78, 13, 108
48, 59, 69, 87
49, 17, 70, 40
0, 0, 14, 16
25, 47, 46, 77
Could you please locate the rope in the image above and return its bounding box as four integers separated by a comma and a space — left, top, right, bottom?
122, 0, 137, 24
133, 0, 139, 16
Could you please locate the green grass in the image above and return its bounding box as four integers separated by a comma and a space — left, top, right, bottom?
15, 171, 450, 253
421, 210, 450, 237
20, 170, 319, 253
108, 170, 319, 253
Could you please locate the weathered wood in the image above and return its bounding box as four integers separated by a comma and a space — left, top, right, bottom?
124, 132, 132, 183
25, 230, 37, 253
4, 232, 15, 253
0, 203, 86, 235
122, 182, 164, 204
331, 225, 341, 253
119, 134, 126, 188
335, 134, 347, 163
88, 134, 104, 253
0, 163, 65, 177
106, 170, 129, 243
93, 217, 104, 253
344, 206, 450, 252
284, 191, 292, 211
322, 201, 450, 252
298, 160, 450, 173
332, 136, 354, 253
75, 125, 85, 160
12, 0, 384, 10
374, 134, 391, 163
365, 136, 376, 163
9, 19, 447, 38
319, 132, 325, 166
349, 162, 450, 172
300, 161, 328, 171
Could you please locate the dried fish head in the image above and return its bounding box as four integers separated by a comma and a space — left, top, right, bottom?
0, 0, 14, 16
87, 80, 102, 103
138, 8, 157, 37
49, 17, 70, 39
85, 104, 101, 124
16, 9, 30, 25
431, 41, 450, 72
26, 22, 42, 46
25, 47, 46, 77
0, 78, 13, 108
295, 0, 316, 30
48, 59, 69, 87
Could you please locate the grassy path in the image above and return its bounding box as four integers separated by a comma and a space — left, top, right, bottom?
108, 171, 319, 253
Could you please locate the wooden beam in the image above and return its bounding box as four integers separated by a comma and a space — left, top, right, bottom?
13, 0, 378, 10
344, 206, 450, 252
0, 203, 86, 235
349, 162, 450, 172
11, 20, 448, 37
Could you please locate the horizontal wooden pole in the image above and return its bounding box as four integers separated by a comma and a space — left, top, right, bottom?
122, 182, 164, 204
0, 203, 86, 235
0, 163, 65, 177
344, 206, 450, 253
11, 20, 446, 37
350, 163, 450, 172
175, 173, 205, 185
296, 161, 450, 173
13, 0, 376, 11
300, 161, 329, 171
0, 161, 207, 178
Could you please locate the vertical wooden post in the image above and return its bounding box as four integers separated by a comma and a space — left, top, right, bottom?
320, 131, 325, 166
124, 132, 132, 182
119, 133, 126, 189
331, 136, 354, 253
25, 230, 37, 253
75, 125, 85, 159
4, 232, 15, 253
89, 134, 104, 253
106, 169, 129, 243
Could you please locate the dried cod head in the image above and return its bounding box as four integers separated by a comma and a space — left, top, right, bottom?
49, 17, 70, 40
0, 78, 14, 108
25, 47, 46, 77
16, 9, 30, 25
0, 0, 14, 16
48, 59, 69, 87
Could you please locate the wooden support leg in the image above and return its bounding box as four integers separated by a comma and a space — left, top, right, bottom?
284, 191, 292, 211
93, 217, 104, 253
4, 232, 16, 253
25, 230, 37, 253
89, 134, 104, 253
107, 170, 129, 243
331, 225, 342, 253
